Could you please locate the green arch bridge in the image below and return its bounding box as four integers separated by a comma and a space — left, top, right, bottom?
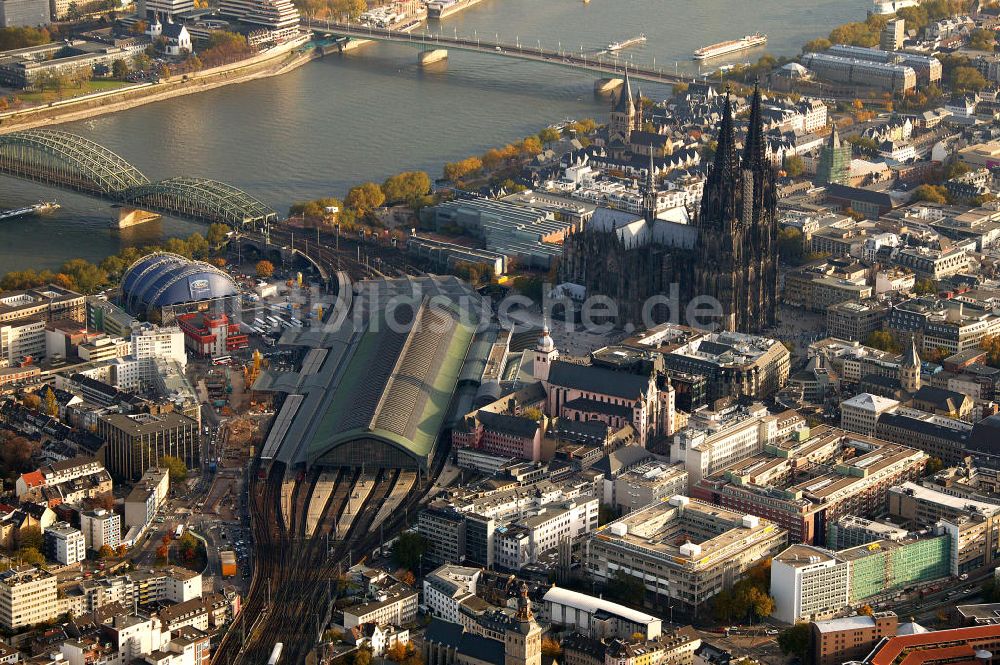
0, 129, 278, 227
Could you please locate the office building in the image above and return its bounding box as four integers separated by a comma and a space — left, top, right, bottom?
826, 515, 909, 550
543, 587, 662, 641
585, 496, 787, 615
97, 412, 199, 481
672, 403, 804, 486
827, 300, 891, 343
612, 461, 688, 514
801, 52, 916, 92
875, 408, 972, 465
661, 331, 791, 403
218, 0, 300, 42
827, 44, 941, 84
853, 623, 1000, 665
771, 544, 851, 624
840, 393, 900, 436
0, 567, 57, 630
815, 124, 852, 186
0, 285, 85, 364
692, 426, 928, 544
771, 535, 950, 623
176, 312, 248, 358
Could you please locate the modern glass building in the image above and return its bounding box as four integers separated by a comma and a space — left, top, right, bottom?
843, 535, 951, 604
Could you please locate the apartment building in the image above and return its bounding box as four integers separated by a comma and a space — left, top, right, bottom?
124, 466, 171, 529
0, 567, 57, 630
343, 582, 419, 630
44, 522, 86, 566
79, 509, 122, 551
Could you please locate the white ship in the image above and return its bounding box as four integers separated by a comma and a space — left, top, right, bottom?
873, 0, 920, 15
0, 201, 59, 222
606, 34, 646, 52
693, 33, 767, 60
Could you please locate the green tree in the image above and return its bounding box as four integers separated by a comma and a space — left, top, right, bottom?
255, 260, 275, 279
186, 233, 210, 259
914, 278, 937, 295
391, 532, 427, 572
969, 28, 996, 52
778, 227, 805, 265
18, 526, 43, 551
865, 330, 902, 353
112, 59, 129, 79
610, 569, 645, 606
777, 623, 811, 661
206, 223, 231, 246
0, 26, 51, 51
803, 37, 831, 53
16, 546, 45, 566
382, 171, 431, 205
926, 456, 945, 475
353, 647, 373, 665
345, 182, 386, 214
913, 184, 949, 204
159, 455, 188, 482
44, 387, 58, 417
537, 127, 561, 144
783, 154, 805, 178
952, 66, 987, 92
60, 258, 107, 293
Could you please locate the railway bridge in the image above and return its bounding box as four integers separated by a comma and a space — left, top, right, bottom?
0, 129, 279, 227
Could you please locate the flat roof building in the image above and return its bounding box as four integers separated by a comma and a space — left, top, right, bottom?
585, 496, 787, 616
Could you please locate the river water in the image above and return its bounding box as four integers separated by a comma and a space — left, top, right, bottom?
0, 0, 868, 272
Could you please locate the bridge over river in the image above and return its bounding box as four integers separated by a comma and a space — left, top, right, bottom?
0, 129, 279, 227
312, 20, 691, 87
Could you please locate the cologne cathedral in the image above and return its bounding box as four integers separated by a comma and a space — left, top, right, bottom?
560, 83, 779, 334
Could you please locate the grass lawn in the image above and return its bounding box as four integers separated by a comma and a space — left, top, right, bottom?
16, 79, 133, 106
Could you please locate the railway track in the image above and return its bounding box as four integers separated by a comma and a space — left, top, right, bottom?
214, 428, 451, 664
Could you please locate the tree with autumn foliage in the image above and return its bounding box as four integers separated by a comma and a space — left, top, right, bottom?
98, 544, 115, 560
255, 260, 275, 279
541, 637, 562, 658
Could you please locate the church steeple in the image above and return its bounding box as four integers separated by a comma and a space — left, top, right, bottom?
644, 150, 657, 223
743, 81, 767, 171
710, 91, 739, 186
613, 70, 634, 114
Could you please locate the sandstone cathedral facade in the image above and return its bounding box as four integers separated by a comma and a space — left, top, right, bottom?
560, 82, 779, 334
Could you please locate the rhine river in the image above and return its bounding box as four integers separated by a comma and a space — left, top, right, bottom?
0, 0, 868, 272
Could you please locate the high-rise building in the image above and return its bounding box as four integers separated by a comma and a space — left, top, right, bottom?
44, 523, 86, 566
137, 0, 192, 17
815, 124, 852, 185
881, 18, 905, 50
218, 0, 300, 43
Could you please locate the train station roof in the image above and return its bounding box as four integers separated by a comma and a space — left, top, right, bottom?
258, 276, 490, 470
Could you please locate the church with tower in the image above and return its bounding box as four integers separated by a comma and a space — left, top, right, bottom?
606, 73, 676, 160
561, 83, 779, 333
